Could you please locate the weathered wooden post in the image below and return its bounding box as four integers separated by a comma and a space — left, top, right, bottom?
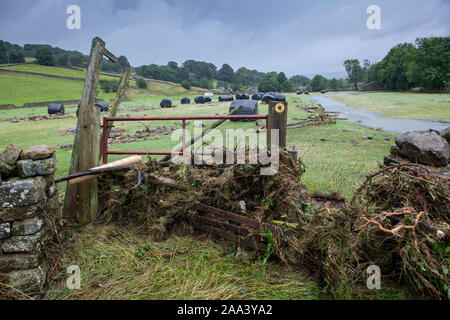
267, 101, 288, 149
63, 37, 118, 225
99, 65, 131, 162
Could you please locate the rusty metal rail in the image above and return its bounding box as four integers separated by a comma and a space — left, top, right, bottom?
102, 115, 268, 164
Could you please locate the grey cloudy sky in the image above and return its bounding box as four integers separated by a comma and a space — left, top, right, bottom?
0, 0, 449, 77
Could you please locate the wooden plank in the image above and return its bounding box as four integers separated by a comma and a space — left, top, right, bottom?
195, 223, 267, 252
77, 37, 106, 225
103, 47, 118, 63
193, 215, 252, 237
197, 203, 281, 236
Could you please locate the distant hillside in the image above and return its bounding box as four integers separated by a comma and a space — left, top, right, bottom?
0, 64, 205, 107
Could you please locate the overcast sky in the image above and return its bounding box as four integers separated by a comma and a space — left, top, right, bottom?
0, 0, 449, 77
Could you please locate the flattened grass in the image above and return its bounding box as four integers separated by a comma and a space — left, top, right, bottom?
44, 225, 320, 300
328, 92, 450, 121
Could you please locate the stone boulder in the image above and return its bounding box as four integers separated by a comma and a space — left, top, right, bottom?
20, 145, 55, 161
395, 131, 450, 166
0, 144, 22, 175
441, 127, 450, 144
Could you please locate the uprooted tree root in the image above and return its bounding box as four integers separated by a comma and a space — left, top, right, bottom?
97, 157, 449, 299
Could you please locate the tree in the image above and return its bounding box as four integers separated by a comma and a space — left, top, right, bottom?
9, 50, 25, 63
343, 59, 363, 90
280, 80, 294, 92
412, 37, 450, 89
290, 75, 310, 87
0, 41, 8, 63
217, 64, 235, 83
309, 75, 327, 91
181, 80, 191, 90
69, 53, 83, 67
136, 78, 147, 89
330, 78, 338, 90
277, 72, 288, 85
258, 72, 279, 92
168, 61, 178, 70
57, 54, 69, 66
118, 56, 129, 69
35, 47, 55, 66
376, 43, 416, 90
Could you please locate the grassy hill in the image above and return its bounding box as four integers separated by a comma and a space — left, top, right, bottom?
0, 64, 205, 106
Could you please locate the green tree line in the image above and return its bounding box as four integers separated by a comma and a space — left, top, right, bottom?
344, 36, 449, 91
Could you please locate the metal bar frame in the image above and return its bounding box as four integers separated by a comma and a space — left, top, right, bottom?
102, 114, 268, 164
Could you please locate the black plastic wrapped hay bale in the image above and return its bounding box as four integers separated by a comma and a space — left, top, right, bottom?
252, 93, 263, 100
95, 102, 109, 112
194, 96, 205, 104
160, 99, 172, 108
204, 97, 212, 103
48, 103, 65, 115
181, 97, 191, 104
218, 95, 234, 102
228, 100, 258, 121
262, 93, 286, 103
236, 93, 249, 100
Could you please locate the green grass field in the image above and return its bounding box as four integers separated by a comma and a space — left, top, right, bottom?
0, 64, 120, 81
327, 92, 450, 121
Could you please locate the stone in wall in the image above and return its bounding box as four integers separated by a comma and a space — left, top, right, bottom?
1, 229, 46, 253
0, 253, 41, 272
0, 205, 40, 222
0, 144, 22, 175
4, 265, 47, 294
16, 156, 57, 177
0, 144, 57, 296
0, 177, 46, 208
0, 222, 10, 239
20, 145, 56, 161
11, 217, 44, 236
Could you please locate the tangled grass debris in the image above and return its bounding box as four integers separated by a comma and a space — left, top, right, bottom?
95, 153, 449, 299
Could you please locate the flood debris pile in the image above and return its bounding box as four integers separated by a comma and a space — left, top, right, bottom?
97, 147, 449, 299
289, 105, 337, 129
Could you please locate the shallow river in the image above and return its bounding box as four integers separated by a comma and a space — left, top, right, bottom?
310, 95, 449, 133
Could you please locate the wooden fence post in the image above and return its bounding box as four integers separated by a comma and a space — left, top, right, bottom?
77, 37, 106, 225
267, 101, 288, 149
99, 65, 131, 163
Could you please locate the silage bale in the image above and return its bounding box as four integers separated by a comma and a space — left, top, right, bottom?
95, 102, 109, 112
160, 99, 172, 108
228, 100, 258, 121
194, 96, 205, 104
181, 97, 191, 104
48, 104, 65, 115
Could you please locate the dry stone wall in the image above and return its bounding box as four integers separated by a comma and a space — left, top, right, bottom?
0, 144, 59, 296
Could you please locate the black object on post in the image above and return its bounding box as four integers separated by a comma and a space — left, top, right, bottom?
48, 104, 65, 115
